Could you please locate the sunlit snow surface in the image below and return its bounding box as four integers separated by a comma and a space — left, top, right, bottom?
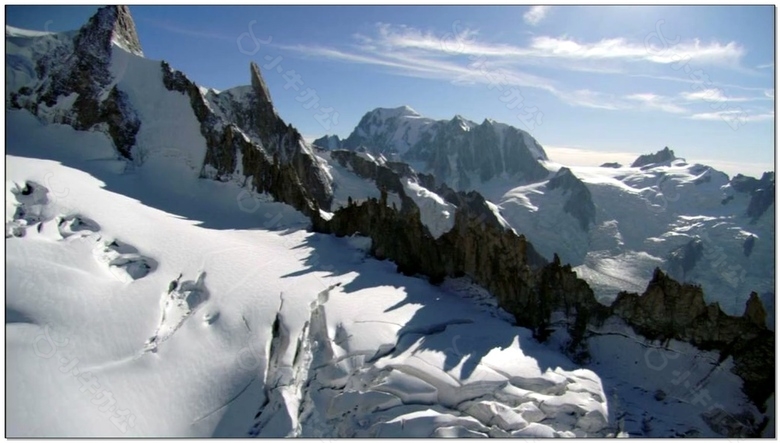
5, 32, 771, 437
6, 110, 613, 437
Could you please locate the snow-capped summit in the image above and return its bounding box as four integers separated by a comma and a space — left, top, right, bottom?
325, 107, 550, 190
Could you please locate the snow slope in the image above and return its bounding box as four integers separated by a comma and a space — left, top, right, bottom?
5, 14, 772, 437
6, 109, 611, 437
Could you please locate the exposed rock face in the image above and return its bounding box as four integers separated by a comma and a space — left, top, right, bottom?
743, 292, 767, 328
160, 61, 321, 218
667, 238, 704, 281
204, 63, 334, 208
612, 269, 773, 409
746, 173, 774, 223
730, 172, 775, 222
9, 5, 142, 159
743, 235, 757, 257
313, 134, 342, 150
105, 5, 143, 56
631, 146, 677, 168
335, 106, 550, 190
546, 167, 596, 231
600, 162, 622, 168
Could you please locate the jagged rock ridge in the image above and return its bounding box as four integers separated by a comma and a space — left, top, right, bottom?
9, 5, 141, 158
631, 146, 678, 168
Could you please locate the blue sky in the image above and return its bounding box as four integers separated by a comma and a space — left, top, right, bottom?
6, 5, 776, 176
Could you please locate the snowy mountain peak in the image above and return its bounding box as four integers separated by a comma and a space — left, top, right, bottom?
79, 5, 143, 57
631, 146, 678, 168
382, 104, 421, 118
333, 107, 550, 189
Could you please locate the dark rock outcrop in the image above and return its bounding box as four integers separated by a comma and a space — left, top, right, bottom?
631, 146, 677, 168
612, 270, 773, 409
546, 167, 596, 231
9, 5, 142, 159
746, 173, 774, 223
743, 235, 757, 257
600, 162, 622, 168
667, 238, 704, 281
160, 61, 321, 218
313, 134, 342, 150
730, 172, 775, 223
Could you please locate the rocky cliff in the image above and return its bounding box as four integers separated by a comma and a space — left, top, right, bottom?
631, 146, 678, 168
546, 167, 596, 231
160, 61, 327, 217
9, 5, 142, 159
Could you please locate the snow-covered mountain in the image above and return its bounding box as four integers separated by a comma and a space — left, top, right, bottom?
322, 110, 775, 324
6, 6, 775, 438
315, 106, 549, 190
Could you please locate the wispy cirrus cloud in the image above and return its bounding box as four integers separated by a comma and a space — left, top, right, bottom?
523, 6, 551, 26
680, 88, 771, 103
529, 36, 744, 67
689, 109, 774, 122
276, 22, 763, 117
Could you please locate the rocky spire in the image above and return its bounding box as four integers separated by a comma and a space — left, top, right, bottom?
110, 6, 143, 56
743, 292, 767, 327
250, 62, 274, 113
76, 5, 143, 59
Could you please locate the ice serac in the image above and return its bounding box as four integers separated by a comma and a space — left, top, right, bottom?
330, 106, 549, 190
630, 146, 677, 168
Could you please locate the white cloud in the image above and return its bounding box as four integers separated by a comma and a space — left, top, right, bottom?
680, 88, 771, 103
528, 36, 744, 67
688, 108, 774, 123
544, 145, 638, 167
523, 6, 551, 26
276, 22, 758, 116
625, 92, 687, 114
544, 145, 773, 178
